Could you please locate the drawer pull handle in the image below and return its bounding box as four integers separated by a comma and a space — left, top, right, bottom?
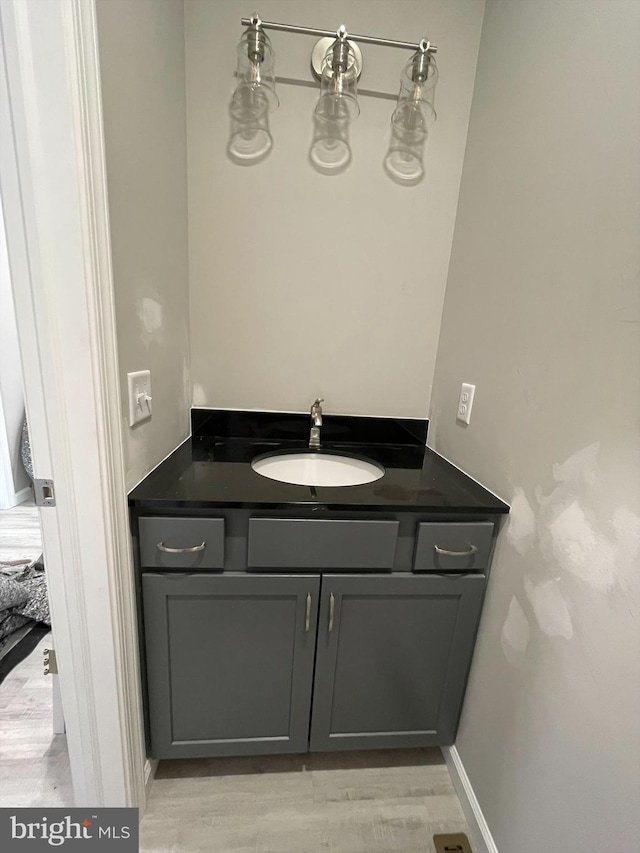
305, 593, 312, 632
434, 543, 478, 557
328, 593, 335, 633
156, 541, 206, 554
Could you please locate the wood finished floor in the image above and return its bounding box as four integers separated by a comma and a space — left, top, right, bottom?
0, 501, 42, 564
0, 631, 73, 807
141, 749, 470, 853
0, 500, 73, 807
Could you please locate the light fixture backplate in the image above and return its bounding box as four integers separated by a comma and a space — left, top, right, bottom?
311, 37, 363, 80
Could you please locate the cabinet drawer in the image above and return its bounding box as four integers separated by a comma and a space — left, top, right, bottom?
248, 518, 399, 570
414, 522, 493, 572
139, 516, 224, 569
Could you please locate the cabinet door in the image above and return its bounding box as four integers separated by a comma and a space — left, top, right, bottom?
143, 573, 320, 759
310, 574, 485, 752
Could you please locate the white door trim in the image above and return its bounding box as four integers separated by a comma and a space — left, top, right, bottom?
0, 0, 146, 807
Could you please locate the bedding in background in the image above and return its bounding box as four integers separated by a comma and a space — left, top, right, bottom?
0, 554, 50, 658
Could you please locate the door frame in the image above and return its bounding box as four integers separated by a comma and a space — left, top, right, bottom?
0, 0, 146, 806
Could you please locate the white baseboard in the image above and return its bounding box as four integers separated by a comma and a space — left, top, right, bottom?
443, 746, 499, 853
143, 758, 158, 812
15, 485, 32, 505
0, 483, 32, 510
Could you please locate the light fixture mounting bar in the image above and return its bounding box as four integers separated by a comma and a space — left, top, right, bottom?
240, 17, 437, 53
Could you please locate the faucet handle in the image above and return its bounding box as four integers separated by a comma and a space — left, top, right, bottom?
311, 397, 324, 410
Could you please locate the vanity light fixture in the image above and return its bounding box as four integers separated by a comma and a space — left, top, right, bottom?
231, 14, 438, 181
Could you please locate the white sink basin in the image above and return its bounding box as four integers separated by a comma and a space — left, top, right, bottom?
251, 451, 385, 488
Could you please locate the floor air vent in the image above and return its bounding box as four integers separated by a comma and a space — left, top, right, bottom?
433, 833, 473, 853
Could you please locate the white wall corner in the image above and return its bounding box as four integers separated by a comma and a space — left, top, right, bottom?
443, 746, 499, 853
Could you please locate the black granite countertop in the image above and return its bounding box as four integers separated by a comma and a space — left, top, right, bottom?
128, 410, 509, 515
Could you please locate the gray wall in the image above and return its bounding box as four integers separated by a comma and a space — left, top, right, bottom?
96, 0, 191, 490
185, 0, 485, 417
429, 1, 640, 850
0, 200, 29, 506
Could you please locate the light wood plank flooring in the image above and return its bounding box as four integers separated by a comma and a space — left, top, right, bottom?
0, 501, 42, 564
0, 632, 73, 806
141, 749, 470, 853
0, 500, 73, 807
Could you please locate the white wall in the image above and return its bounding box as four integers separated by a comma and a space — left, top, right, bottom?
185, 0, 485, 417
0, 199, 29, 507
430, 1, 640, 850
96, 0, 191, 490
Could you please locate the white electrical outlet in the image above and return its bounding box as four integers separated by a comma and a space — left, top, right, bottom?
456, 382, 475, 425
127, 370, 152, 426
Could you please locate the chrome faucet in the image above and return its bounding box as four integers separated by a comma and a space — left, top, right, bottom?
309, 398, 324, 449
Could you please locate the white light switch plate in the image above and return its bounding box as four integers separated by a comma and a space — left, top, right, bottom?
127, 370, 152, 426
456, 382, 475, 425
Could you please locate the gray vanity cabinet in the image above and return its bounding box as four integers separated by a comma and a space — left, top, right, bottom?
142, 573, 320, 759
309, 574, 486, 752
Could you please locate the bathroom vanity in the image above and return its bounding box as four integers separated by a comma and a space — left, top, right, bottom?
129, 409, 509, 760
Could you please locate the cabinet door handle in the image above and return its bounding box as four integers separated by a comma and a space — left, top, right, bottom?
156, 541, 206, 554
305, 593, 312, 632
433, 543, 478, 557
328, 593, 335, 633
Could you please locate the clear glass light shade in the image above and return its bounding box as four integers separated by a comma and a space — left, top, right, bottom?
227, 84, 273, 165
318, 42, 360, 119
235, 29, 279, 111
397, 52, 438, 109
384, 53, 438, 186
309, 94, 352, 174
228, 27, 277, 166
309, 40, 360, 175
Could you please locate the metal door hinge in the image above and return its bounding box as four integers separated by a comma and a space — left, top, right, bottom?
34, 478, 56, 506
43, 648, 58, 675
